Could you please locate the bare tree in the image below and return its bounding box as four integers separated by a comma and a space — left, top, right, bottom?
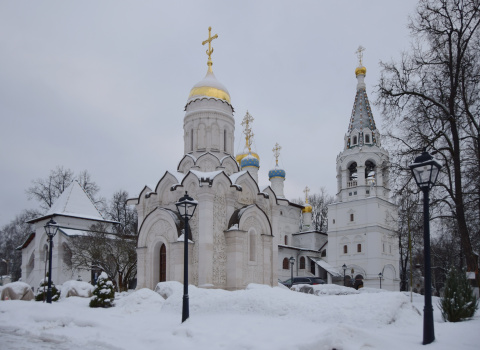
69, 222, 136, 291
0, 209, 41, 281
395, 185, 424, 291
68, 190, 137, 291
26, 167, 102, 211
294, 187, 334, 232
376, 0, 480, 289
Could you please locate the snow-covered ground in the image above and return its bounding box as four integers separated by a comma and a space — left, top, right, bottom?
0, 282, 478, 350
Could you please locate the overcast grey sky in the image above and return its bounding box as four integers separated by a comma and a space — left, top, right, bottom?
0, 1, 419, 227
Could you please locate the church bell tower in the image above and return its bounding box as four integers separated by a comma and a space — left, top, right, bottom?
326, 47, 399, 291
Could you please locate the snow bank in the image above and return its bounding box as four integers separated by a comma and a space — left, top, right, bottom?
0, 284, 478, 350
292, 283, 360, 295
115, 288, 165, 313
60, 280, 94, 299
154, 281, 184, 299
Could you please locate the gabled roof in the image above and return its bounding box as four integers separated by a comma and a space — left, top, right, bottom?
27, 181, 114, 224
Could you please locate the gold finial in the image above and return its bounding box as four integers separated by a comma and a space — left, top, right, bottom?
303, 186, 310, 204
202, 26, 218, 71
241, 111, 254, 153
355, 45, 365, 66
272, 143, 281, 166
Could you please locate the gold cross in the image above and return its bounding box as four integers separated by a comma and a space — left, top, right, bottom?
272, 143, 281, 166
355, 45, 365, 66
303, 186, 310, 204
241, 111, 254, 152
202, 26, 218, 68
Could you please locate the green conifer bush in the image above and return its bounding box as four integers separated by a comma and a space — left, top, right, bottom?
35, 276, 60, 302
439, 268, 478, 322
89, 272, 115, 308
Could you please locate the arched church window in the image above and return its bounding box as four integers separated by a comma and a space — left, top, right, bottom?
365, 160, 376, 181
62, 243, 72, 268
249, 229, 256, 262
299, 256, 305, 269
310, 261, 316, 275
357, 244, 362, 253
343, 245, 348, 254
224, 129, 227, 152
190, 129, 194, 152
284, 235, 288, 245
282, 258, 289, 270
26, 252, 35, 278
350, 213, 354, 222
159, 244, 166, 282
365, 134, 370, 143
348, 162, 357, 182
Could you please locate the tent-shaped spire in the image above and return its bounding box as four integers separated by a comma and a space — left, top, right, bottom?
345, 49, 379, 149
45, 180, 105, 221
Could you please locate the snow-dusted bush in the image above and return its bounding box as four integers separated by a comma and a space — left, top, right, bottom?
1, 281, 35, 301
60, 280, 94, 299
154, 281, 183, 299
35, 277, 60, 302
439, 268, 478, 322
89, 272, 115, 308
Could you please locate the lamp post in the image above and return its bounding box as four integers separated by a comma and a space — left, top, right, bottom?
378, 272, 383, 289
44, 218, 58, 304
342, 264, 347, 286
175, 191, 198, 323
289, 257, 295, 288
409, 148, 441, 345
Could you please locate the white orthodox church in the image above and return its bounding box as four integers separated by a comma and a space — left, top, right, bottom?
128, 32, 400, 291
19, 29, 399, 292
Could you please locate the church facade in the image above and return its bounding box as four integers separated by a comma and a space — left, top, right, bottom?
129, 28, 304, 291
130, 32, 400, 291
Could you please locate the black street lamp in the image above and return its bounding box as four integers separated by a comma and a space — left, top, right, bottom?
289, 257, 295, 288
175, 191, 198, 323
43, 218, 58, 304
342, 264, 347, 286
409, 148, 441, 345
378, 272, 383, 289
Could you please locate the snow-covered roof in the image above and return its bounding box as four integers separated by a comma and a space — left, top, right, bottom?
309, 257, 342, 277
28, 181, 116, 224
47, 181, 104, 220
229, 170, 247, 183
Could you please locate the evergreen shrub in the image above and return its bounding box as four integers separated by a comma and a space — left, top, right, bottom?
89, 272, 115, 308
35, 276, 60, 302
439, 268, 478, 322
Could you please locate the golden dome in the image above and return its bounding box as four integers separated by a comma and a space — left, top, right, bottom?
302, 204, 313, 213
355, 66, 367, 76
236, 152, 260, 165
188, 67, 231, 104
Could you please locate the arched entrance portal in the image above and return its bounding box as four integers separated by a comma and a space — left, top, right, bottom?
159, 244, 166, 282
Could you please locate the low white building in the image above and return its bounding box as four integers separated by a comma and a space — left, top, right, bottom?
18, 181, 117, 290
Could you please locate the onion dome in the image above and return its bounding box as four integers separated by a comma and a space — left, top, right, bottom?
187, 67, 231, 104
302, 203, 313, 213
355, 65, 367, 76
302, 185, 312, 213
241, 153, 260, 169
268, 166, 286, 180
236, 151, 260, 165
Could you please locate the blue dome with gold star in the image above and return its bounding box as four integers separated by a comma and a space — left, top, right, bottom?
268, 166, 286, 180
241, 153, 260, 169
